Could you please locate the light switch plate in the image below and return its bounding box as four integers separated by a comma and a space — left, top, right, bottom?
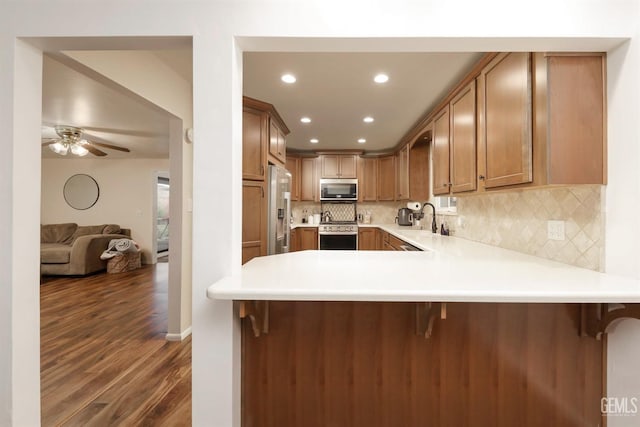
547, 220, 565, 241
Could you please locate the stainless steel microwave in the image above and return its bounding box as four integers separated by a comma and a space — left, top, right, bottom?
319, 179, 358, 201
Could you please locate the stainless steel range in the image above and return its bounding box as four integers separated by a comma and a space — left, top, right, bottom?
318, 202, 358, 250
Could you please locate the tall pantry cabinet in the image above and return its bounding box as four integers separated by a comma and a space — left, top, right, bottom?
242, 96, 289, 264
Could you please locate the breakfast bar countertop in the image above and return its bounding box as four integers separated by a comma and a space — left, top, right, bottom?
208, 224, 640, 303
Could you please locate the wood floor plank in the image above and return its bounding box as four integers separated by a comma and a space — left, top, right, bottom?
40, 264, 191, 427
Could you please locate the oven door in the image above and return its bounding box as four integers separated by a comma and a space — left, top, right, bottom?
318, 232, 358, 250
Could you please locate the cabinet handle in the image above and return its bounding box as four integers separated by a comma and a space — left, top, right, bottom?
479, 175, 485, 181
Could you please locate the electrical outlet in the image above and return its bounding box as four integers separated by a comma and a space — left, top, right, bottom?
547, 220, 565, 241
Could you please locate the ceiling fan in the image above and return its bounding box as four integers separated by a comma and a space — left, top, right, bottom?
42, 125, 131, 157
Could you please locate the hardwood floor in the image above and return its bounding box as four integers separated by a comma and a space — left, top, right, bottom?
40, 264, 191, 426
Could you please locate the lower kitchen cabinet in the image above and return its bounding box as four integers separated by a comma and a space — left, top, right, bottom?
242, 302, 603, 426
298, 227, 318, 250
242, 180, 266, 264
357, 228, 378, 250
290, 228, 298, 252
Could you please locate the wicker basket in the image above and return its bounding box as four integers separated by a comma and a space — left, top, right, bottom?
106, 251, 141, 273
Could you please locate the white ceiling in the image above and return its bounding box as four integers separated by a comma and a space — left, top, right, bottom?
42, 53, 178, 159
42, 49, 482, 158
243, 52, 483, 152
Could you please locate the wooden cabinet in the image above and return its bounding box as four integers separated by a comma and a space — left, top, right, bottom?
358, 227, 378, 250
408, 134, 430, 201
377, 155, 396, 201
285, 156, 300, 201
242, 97, 289, 264
243, 96, 289, 182
242, 108, 267, 181
387, 234, 407, 251
449, 80, 477, 193
300, 157, 318, 201
269, 120, 287, 165
241, 180, 266, 264
479, 52, 533, 189
290, 228, 298, 252
358, 157, 378, 202
532, 53, 605, 185
432, 106, 451, 195
320, 155, 357, 178
396, 145, 410, 200
298, 227, 318, 250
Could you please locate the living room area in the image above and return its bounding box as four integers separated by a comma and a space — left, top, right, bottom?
38, 42, 194, 425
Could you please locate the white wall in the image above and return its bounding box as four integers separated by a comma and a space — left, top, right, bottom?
62, 50, 194, 336
2, 0, 640, 426
41, 158, 169, 264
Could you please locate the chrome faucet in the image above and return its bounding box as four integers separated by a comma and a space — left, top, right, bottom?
415, 202, 437, 234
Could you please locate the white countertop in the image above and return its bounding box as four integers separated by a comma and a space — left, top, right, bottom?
208, 224, 640, 303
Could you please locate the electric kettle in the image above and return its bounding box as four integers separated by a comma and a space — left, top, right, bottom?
395, 208, 413, 226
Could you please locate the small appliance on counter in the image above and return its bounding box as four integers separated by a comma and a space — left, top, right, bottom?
396, 208, 413, 226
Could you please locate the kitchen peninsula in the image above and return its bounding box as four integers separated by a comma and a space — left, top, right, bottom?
208, 226, 640, 427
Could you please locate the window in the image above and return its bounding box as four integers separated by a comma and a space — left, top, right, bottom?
436, 196, 457, 213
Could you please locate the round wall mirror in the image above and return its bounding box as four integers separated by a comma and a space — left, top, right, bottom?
63, 174, 100, 210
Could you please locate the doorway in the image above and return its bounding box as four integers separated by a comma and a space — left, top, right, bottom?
157, 175, 170, 261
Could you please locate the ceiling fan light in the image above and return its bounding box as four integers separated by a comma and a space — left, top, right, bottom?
71, 143, 89, 156
49, 142, 69, 155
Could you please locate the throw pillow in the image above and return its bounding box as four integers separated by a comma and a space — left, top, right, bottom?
102, 224, 121, 235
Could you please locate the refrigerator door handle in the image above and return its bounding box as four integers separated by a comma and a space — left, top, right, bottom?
284, 191, 291, 251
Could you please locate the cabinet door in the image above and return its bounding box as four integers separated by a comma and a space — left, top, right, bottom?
359, 157, 378, 202
300, 157, 317, 201
377, 156, 395, 201
450, 80, 477, 193
290, 228, 299, 252
299, 228, 318, 250
358, 228, 378, 250
269, 121, 286, 164
242, 180, 266, 264
409, 136, 430, 201
481, 52, 532, 188
285, 157, 300, 201
339, 155, 357, 178
321, 155, 340, 178
432, 107, 451, 195
396, 145, 409, 200
277, 127, 286, 162
243, 109, 266, 181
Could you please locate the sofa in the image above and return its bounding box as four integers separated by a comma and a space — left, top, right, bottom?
41, 223, 132, 276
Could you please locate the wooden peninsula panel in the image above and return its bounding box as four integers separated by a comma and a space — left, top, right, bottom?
242, 302, 603, 427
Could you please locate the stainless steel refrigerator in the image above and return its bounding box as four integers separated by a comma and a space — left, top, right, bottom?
267, 165, 292, 255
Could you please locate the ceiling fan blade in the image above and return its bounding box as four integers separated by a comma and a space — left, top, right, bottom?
84, 144, 108, 157
89, 141, 131, 152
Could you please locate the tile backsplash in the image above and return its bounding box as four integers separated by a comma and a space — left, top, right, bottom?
455, 185, 604, 271
291, 185, 604, 271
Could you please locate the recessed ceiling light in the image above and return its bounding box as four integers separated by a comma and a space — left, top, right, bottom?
300, 117, 311, 124
281, 74, 296, 84
358, 138, 366, 144
374, 73, 389, 83
310, 138, 319, 144
363, 116, 374, 123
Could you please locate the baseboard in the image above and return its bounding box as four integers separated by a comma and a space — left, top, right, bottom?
165, 326, 192, 341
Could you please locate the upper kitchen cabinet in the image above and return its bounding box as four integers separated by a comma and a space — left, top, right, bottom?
478, 52, 533, 189
320, 154, 357, 178
242, 105, 267, 181
532, 53, 606, 185
243, 96, 290, 181
377, 155, 396, 201
432, 105, 451, 195
396, 144, 410, 200
449, 80, 477, 193
408, 130, 431, 201
358, 157, 378, 202
300, 156, 318, 201
285, 156, 300, 201
269, 118, 288, 165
